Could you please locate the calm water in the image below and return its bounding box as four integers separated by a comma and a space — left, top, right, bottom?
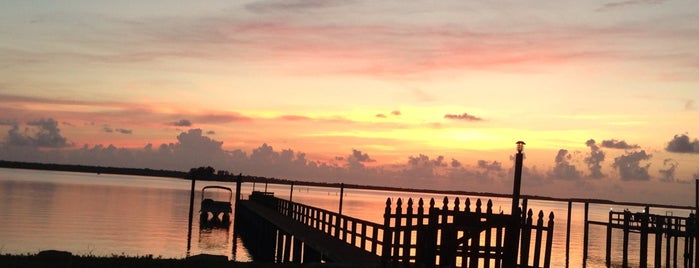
0, 168, 692, 267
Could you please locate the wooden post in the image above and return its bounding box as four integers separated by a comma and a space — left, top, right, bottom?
696, 179, 699, 268
583, 201, 589, 267
339, 183, 345, 215
186, 176, 196, 257
606, 209, 612, 267
640, 206, 649, 267
566, 200, 572, 268
623, 210, 630, 268
382, 198, 393, 263
233, 174, 242, 259
504, 141, 525, 268
289, 182, 294, 202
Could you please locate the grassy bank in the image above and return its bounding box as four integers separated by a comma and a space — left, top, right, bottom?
0, 251, 378, 268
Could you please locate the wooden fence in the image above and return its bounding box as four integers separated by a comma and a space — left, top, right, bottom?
383, 196, 555, 268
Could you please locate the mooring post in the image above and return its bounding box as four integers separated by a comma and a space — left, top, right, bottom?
695, 179, 698, 268
623, 210, 630, 267
235, 174, 242, 205
290, 182, 294, 202
186, 175, 196, 257
504, 141, 525, 267
566, 200, 572, 268
265, 179, 268, 193
640, 205, 649, 267
339, 183, 345, 215
606, 208, 612, 267
233, 174, 242, 260
583, 201, 589, 267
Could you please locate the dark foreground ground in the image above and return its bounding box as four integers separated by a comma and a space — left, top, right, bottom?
0, 251, 379, 268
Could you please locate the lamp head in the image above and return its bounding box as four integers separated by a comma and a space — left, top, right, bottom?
516, 141, 526, 153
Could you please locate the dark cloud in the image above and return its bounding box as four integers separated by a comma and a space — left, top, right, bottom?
350, 149, 374, 163
375, 114, 387, 118
597, 0, 667, 12
549, 149, 581, 180
4, 119, 71, 148
584, 139, 605, 178
246, 0, 353, 13
168, 119, 192, 127
115, 128, 132, 134
612, 150, 652, 181
0, 119, 17, 125
391, 110, 401, 116
477, 160, 502, 172
206, 130, 216, 135
403, 154, 447, 179
444, 113, 483, 122
24, 119, 72, 148
665, 134, 699, 153
658, 158, 678, 182
104, 126, 132, 134
601, 139, 640, 149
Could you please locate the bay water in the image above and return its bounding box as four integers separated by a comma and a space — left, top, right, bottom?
0, 168, 692, 267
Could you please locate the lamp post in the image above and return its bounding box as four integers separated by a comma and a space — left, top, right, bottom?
504, 141, 525, 267
511, 141, 525, 218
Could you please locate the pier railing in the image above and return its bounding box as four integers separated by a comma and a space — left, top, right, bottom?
597, 209, 697, 267
247, 191, 554, 267
248, 191, 388, 256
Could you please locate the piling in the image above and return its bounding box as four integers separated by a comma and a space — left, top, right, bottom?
186, 176, 196, 257
583, 201, 589, 267
566, 200, 572, 268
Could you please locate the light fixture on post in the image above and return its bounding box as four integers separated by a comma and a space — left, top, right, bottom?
504, 140, 526, 267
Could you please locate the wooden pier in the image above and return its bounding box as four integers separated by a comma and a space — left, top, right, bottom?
588, 207, 697, 268
234, 190, 555, 267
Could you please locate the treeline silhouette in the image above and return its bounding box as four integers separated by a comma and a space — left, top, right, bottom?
1, 160, 692, 210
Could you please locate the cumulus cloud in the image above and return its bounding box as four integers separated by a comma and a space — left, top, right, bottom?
4, 119, 72, 148
403, 154, 447, 179
444, 113, 483, 121
451, 158, 462, 168
601, 139, 640, 150
658, 158, 678, 182
168, 119, 192, 127
612, 150, 652, 181
665, 134, 699, 153
549, 149, 581, 180
584, 139, 605, 178
477, 160, 503, 172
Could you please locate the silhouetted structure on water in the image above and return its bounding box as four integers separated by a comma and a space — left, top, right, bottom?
235, 190, 554, 267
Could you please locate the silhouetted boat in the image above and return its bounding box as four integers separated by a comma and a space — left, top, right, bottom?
199, 186, 232, 229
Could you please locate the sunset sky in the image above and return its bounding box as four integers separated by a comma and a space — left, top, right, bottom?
1, 0, 698, 205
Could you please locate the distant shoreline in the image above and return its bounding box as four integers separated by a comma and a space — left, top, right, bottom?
0, 160, 693, 210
